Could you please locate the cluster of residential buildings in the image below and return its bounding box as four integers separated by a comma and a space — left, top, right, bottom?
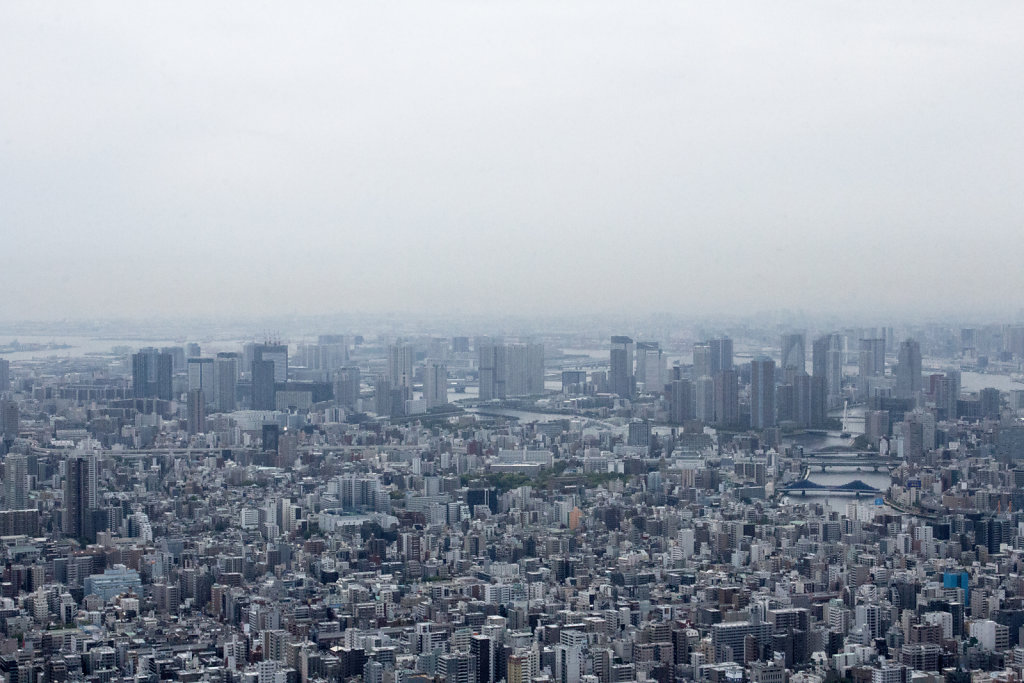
0, 323, 1023, 683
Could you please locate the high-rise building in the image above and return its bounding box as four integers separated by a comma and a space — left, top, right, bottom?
64, 454, 98, 542
710, 338, 733, 375
0, 400, 19, 440
812, 334, 844, 409
187, 389, 206, 435
858, 338, 886, 396
0, 358, 9, 392
895, 340, 922, 400
470, 635, 495, 683
750, 357, 776, 429
714, 369, 739, 426
387, 343, 415, 392
214, 354, 239, 412
252, 359, 277, 410
3, 454, 28, 511
692, 343, 711, 379
253, 343, 289, 383
132, 348, 173, 400
609, 336, 635, 398
335, 366, 361, 408
479, 342, 544, 400
187, 358, 214, 404
780, 333, 805, 374
423, 361, 448, 409
669, 379, 693, 424
695, 376, 715, 422
634, 342, 664, 393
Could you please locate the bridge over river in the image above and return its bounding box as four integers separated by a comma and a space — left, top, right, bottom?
782, 479, 882, 495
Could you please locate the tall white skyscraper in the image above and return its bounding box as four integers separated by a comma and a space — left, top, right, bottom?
635, 342, 664, 393
388, 342, 415, 391
423, 360, 448, 409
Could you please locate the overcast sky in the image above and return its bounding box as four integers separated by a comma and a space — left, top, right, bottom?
2, 2, 1022, 322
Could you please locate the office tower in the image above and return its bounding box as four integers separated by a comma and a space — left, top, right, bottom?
714, 369, 739, 426
627, 420, 651, 447
812, 334, 843, 409
252, 360, 277, 410
479, 341, 502, 401
253, 343, 288, 383
451, 336, 470, 353
132, 348, 173, 400
0, 359, 8, 392
0, 400, 18, 440
750, 357, 776, 429
526, 342, 545, 394
858, 338, 886, 396
505, 344, 530, 397
792, 373, 812, 428
669, 379, 693, 424
980, 388, 1001, 419
187, 389, 206, 435
635, 342, 664, 393
609, 336, 635, 398
895, 340, 922, 400
423, 361, 448, 409
934, 373, 960, 421
335, 366, 361, 408
809, 375, 827, 427
387, 343, 415, 392
316, 335, 348, 370
710, 338, 733, 375
480, 342, 543, 400
781, 333, 805, 375
3, 454, 28, 510
554, 630, 585, 683
214, 354, 239, 412
696, 376, 715, 422
776, 382, 794, 424
470, 635, 495, 683
64, 454, 98, 542
187, 357, 214, 403
692, 343, 711, 379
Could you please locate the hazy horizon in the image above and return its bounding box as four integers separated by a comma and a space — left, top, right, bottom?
3, 2, 1023, 322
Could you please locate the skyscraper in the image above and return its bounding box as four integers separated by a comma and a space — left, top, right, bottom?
692, 343, 711, 379
253, 343, 289, 382
335, 366, 361, 408
634, 342, 664, 393
750, 357, 776, 429
812, 334, 843, 409
423, 361, 448, 409
3, 453, 28, 511
714, 369, 739, 426
609, 336, 635, 398
64, 454, 98, 542
479, 342, 544, 400
710, 338, 734, 375
252, 359, 277, 410
780, 333, 805, 374
187, 389, 206, 435
132, 348, 173, 400
858, 338, 886, 396
387, 342, 415, 397
895, 339, 922, 400
695, 376, 715, 422
0, 400, 19, 440
187, 357, 214, 404
214, 354, 239, 412
0, 359, 9, 392
669, 379, 693, 424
